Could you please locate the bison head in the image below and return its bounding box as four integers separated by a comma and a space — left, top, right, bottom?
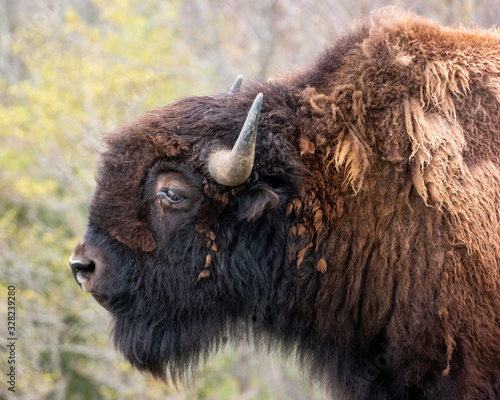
69, 78, 310, 380
69, 10, 500, 398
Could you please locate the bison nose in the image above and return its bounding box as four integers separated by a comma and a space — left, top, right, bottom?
69, 239, 96, 293
70, 259, 96, 289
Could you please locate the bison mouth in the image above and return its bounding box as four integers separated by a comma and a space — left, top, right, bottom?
90, 292, 111, 309
70, 263, 111, 309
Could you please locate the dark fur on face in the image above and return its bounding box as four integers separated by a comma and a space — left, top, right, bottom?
80, 8, 500, 400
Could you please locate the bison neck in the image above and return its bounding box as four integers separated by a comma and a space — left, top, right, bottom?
256, 157, 449, 397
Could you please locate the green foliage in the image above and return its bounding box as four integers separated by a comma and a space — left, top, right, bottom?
0, 0, 326, 399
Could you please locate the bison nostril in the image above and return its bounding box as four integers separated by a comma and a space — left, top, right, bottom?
70, 261, 96, 287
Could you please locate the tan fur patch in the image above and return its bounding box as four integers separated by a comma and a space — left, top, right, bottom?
404, 97, 466, 203
442, 330, 455, 376
197, 269, 211, 281
297, 243, 313, 268
300, 138, 316, 156
204, 254, 212, 268
333, 128, 370, 192
404, 97, 500, 273
317, 258, 327, 274
301, 86, 371, 193
424, 60, 470, 118
394, 53, 414, 66
485, 75, 500, 103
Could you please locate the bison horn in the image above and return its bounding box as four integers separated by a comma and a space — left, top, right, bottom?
229, 75, 243, 94
208, 93, 263, 186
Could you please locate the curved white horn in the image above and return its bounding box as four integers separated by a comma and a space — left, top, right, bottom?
208, 93, 263, 186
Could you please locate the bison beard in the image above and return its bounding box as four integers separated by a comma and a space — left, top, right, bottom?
71, 8, 500, 400
107, 209, 290, 382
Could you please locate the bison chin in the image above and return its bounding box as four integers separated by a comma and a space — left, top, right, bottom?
101, 263, 229, 381
111, 308, 237, 382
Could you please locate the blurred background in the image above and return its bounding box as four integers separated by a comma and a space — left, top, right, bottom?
0, 0, 497, 399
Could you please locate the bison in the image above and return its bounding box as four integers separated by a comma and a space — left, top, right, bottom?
69, 8, 500, 400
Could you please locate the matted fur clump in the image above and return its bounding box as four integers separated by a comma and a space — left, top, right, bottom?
73, 8, 500, 400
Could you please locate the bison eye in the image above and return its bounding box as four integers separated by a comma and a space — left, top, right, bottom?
157, 189, 185, 206
154, 171, 202, 213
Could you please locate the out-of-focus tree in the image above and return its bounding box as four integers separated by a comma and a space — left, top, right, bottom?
176, 0, 499, 88
0, 0, 497, 399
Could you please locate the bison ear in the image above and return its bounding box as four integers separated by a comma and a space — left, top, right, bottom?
238, 184, 280, 221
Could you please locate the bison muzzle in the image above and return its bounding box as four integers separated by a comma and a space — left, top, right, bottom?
70, 8, 500, 400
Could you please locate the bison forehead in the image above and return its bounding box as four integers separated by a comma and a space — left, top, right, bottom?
89, 104, 208, 251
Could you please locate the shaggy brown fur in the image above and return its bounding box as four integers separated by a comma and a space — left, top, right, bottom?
77, 8, 500, 400
292, 9, 500, 398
